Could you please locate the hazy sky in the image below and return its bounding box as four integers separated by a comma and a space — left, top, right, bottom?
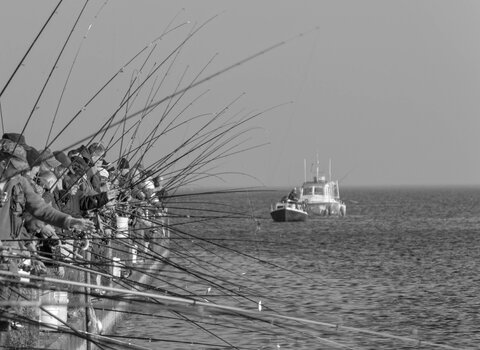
1, 1, 479, 187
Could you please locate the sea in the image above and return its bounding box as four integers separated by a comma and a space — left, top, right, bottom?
115, 187, 480, 350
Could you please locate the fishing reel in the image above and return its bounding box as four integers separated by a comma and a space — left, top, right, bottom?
71, 229, 91, 251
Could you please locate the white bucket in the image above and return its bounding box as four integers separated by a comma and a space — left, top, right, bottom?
116, 216, 129, 238
132, 244, 137, 264
112, 257, 121, 277
19, 259, 31, 282
39, 291, 69, 330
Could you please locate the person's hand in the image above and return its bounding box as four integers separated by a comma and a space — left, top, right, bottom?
68, 218, 95, 232
69, 184, 79, 195
32, 260, 47, 274
107, 189, 119, 201
40, 225, 58, 239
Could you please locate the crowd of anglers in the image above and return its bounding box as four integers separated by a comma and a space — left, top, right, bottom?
0, 132, 167, 342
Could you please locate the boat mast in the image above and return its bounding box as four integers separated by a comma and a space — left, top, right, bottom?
304, 159, 306, 183
329, 158, 332, 182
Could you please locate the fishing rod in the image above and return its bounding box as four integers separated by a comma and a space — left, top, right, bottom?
139, 101, 286, 192
133, 51, 220, 165
133, 223, 302, 306
0, 271, 464, 350
2, 280, 351, 350
95, 227, 268, 305
46, 0, 110, 147
98, 19, 192, 144
0, 102, 4, 135
98, 311, 355, 350
47, 12, 222, 159
1, 235, 404, 350
20, 0, 90, 146
4, 285, 112, 350
0, 0, 64, 100
115, 37, 168, 160
124, 92, 248, 190
159, 213, 314, 282
57, 26, 321, 155
127, 62, 189, 165
171, 309, 240, 350
123, 40, 194, 160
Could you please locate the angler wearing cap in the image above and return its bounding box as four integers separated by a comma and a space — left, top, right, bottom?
0, 138, 95, 268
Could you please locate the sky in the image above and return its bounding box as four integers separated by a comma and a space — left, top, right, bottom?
0, 1, 479, 188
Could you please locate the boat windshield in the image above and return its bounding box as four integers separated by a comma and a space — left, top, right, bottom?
314, 186, 324, 195
303, 186, 313, 195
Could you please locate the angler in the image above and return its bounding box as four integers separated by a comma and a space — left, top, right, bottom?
0, 137, 94, 344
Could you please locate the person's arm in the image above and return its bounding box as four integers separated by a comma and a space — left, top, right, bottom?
21, 177, 95, 231
79, 192, 109, 211
79, 189, 118, 211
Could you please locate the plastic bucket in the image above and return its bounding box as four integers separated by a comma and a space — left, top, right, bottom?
116, 216, 129, 238
19, 259, 31, 282
39, 291, 69, 330
112, 257, 121, 277
132, 244, 138, 264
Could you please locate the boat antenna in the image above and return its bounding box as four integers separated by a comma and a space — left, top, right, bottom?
304, 158, 306, 183
329, 158, 331, 181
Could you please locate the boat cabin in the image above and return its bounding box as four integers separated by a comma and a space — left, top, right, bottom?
300, 176, 339, 202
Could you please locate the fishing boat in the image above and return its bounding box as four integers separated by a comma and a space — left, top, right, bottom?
270, 197, 308, 222
299, 158, 346, 216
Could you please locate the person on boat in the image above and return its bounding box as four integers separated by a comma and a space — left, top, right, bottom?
0, 139, 95, 272
288, 188, 298, 201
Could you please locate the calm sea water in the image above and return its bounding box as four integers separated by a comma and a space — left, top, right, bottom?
115, 187, 480, 349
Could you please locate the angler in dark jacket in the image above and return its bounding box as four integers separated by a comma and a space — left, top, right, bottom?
0, 139, 95, 255
62, 156, 117, 218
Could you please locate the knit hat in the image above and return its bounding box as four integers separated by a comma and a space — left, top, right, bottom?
39, 148, 61, 168
77, 145, 91, 163
88, 142, 106, 159
2, 133, 30, 150
26, 147, 41, 168
118, 158, 130, 170
70, 156, 88, 175
36, 170, 57, 190
53, 150, 71, 168
102, 159, 115, 171
0, 139, 29, 171
67, 148, 80, 159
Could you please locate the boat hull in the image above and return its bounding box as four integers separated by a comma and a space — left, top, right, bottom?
305, 201, 346, 216
270, 208, 308, 222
